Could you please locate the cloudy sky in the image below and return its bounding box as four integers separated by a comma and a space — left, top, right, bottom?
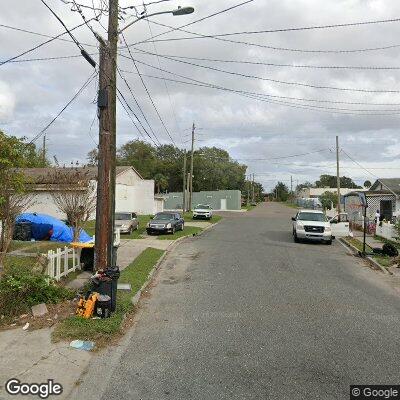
1, 0, 400, 191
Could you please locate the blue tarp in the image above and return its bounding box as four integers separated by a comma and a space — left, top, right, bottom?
16, 213, 93, 243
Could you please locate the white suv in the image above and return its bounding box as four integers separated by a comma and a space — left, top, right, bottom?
292, 209, 332, 245
193, 204, 213, 220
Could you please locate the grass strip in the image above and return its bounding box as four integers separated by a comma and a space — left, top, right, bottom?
52, 247, 164, 344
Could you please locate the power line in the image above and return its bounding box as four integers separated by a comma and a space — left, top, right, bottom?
131, 48, 400, 93
117, 67, 162, 145
143, 9, 183, 146
121, 32, 176, 145
129, 18, 400, 54
137, 52, 400, 71
120, 57, 400, 114
28, 71, 97, 145
118, 63, 400, 107
0, 20, 95, 67
126, 0, 255, 48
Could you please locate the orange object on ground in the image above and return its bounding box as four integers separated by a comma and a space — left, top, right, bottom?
76, 292, 98, 318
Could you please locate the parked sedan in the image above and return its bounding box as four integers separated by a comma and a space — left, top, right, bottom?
115, 212, 139, 234
146, 212, 184, 235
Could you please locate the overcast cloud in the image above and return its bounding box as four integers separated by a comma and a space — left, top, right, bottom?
1, 0, 400, 190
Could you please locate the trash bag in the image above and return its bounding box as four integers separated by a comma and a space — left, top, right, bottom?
382, 243, 399, 257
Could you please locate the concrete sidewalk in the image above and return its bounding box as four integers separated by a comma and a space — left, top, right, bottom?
353, 231, 384, 249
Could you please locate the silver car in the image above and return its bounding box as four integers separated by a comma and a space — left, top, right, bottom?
115, 212, 139, 234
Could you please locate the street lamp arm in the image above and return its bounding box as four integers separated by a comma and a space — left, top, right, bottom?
119, 11, 172, 34
118, 6, 194, 34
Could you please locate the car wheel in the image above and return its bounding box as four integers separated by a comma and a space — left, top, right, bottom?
129, 227, 133, 235
172, 227, 176, 234
294, 232, 300, 243
326, 239, 332, 245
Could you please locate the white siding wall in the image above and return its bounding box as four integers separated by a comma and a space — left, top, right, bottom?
25, 171, 156, 219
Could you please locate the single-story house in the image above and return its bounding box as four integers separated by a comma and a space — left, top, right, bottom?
344, 178, 400, 223
21, 166, 162, 219
298, 187, 365, 199
163, 190, 241, 211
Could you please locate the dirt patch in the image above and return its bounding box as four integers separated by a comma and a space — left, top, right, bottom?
0, 299, 77, 332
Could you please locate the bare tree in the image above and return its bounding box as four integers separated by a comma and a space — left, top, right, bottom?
47, 167, 96, 242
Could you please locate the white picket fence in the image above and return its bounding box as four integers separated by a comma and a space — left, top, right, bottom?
45, 246, 81, 281
375, 222, 398, 242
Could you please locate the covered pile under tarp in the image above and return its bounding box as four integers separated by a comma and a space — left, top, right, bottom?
16, 213, 93, 243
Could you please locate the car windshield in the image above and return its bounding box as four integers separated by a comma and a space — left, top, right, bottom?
154, 214, 173, 220
196, 205, 210, 209
115, 213, 131, 220
297, 212, 326, 222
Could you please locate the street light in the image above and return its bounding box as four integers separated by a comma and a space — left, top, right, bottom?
119, 6, 194, 34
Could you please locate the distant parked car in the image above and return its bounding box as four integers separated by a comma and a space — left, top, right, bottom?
193, 204, 213, 220
115, 212, 139, 234
146, 212, 184, 235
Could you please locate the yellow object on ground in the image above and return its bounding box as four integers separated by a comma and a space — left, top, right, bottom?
76, 292, 98, 318
71, 242, 94, 248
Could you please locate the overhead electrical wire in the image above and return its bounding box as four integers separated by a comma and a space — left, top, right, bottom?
131, 48, 400, 94
133, 52, 400, 71
117, 66, 162, 145
143, 8, 183, 147
125, 0, 255, 48
28, 70, 97, 145
121, 32, 176, 145
119, 56, 400, 114
128, 17, 400, 54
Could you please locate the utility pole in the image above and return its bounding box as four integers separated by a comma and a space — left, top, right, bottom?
186, 172, 191, 211
189, 122, 195, 211
251, 173, 255, 203
182, 150, 187, 212
290, 175, 293, 194
246, 175, 250, 206
336, 135, 341, 216
94, 0, 119, 271
42, 134, 46, 166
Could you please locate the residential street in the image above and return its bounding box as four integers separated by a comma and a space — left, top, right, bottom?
72, 203, 400, 400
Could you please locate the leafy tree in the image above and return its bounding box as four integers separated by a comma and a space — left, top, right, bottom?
319, 191, 337, 210
0, 131, 39, 269
273, 182, 290, 202
154, 173, 169, 194
87, 148, 98, 166
296, 181, 313, 192
117, 140, 156, 179
363, 180, 372, 188
315, 174, 361, 189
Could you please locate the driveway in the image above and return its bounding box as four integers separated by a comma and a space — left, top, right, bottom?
71, 202, 400, 400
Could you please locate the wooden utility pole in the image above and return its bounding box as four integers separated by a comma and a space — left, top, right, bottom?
251, 173, 255, 203
186, 172, 191, 210
182, 150, 187, 212
42, 134, 46, 166
94, 0, 119, 270
290, 175, 293, 194
246, 175, 250, 206
188, 122, 195, 211
336, 135, 341, 215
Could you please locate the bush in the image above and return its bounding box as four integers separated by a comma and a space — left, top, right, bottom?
382, 243, 399, 257
0, 263, 74, 317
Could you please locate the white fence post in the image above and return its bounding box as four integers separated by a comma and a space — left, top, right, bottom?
45, 245, 82, 281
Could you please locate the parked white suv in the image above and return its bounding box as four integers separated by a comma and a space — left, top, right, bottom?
292, 209, 332, 245
193, 204, 213, 220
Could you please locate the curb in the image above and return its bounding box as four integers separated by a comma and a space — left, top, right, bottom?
339, 238, 390, 275
130, 220, 220, 306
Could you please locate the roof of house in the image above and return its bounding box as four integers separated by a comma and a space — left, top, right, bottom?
370, 178, 400, 194
19, 166, 142, 184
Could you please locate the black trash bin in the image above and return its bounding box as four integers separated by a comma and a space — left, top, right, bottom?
91, 267, 120, 312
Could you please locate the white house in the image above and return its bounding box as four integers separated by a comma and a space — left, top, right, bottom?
298, 187, 365, 199
21, 166, 163, 218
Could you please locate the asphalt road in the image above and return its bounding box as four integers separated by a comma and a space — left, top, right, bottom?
73, 203, 400, 400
